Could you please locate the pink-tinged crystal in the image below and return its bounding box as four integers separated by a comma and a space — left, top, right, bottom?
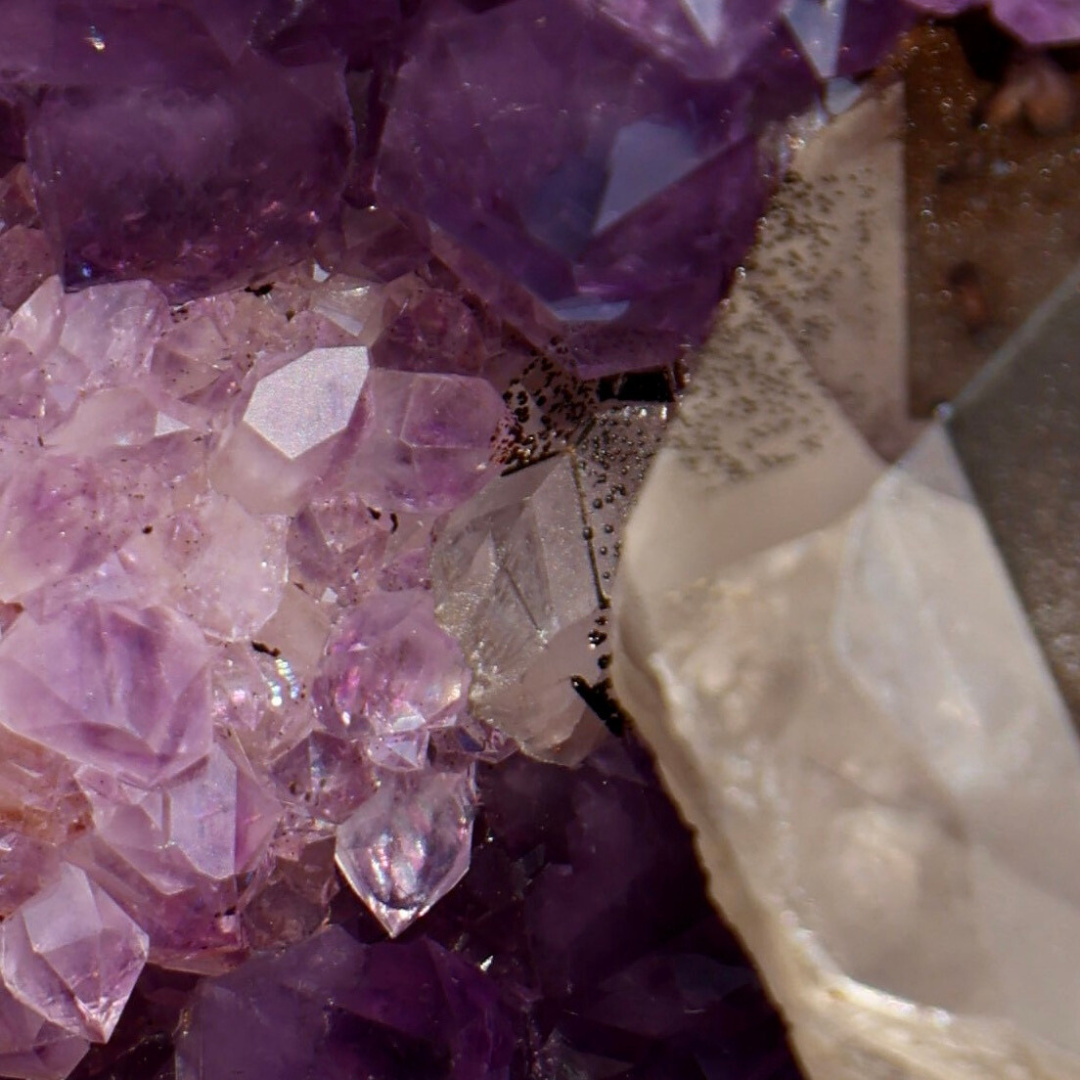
77, 741, 279, 896
314, 589, 470, 770
0, 983, 88, 1080
27, 53, 353, 300
371, 289, 488, 376
286, 490, 390, 599
0, 725, 87, 850
0, 835, 58, 922
584, 0, 788, 79
175, 926, 514, 1080
271, 731, 376, 824
154, 493, 288, 641
0, 456, 142, 598
0, 601, 212, 788
335, 766, 477, 936
0, 864, 148, 1043
344, 369, 507, 513
53, 280, 169, 385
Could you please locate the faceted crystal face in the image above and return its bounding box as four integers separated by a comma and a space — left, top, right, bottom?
0, 601, 213, 788
433, 453, 606, 756
344, 369, 508, 513
376, 0, 815, 375
0, 983, 89, 1080
0, 864, 148, 1043
241, 345, 369, 462
315, 589, 471, 770
335, 767, 476, 937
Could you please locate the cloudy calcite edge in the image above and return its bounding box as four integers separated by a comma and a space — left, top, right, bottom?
613, 90, 1080, 1080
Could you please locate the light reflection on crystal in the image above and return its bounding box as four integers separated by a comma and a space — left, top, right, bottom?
334, 767, 477, 938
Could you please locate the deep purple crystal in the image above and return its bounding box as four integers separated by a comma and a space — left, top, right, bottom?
375, 0, 814, 376
175, 927, 516, 1080
27, 52, 353, 300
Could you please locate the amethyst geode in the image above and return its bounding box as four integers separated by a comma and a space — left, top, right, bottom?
0, 0, 919, 374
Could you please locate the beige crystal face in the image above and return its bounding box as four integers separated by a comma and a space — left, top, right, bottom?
241, 345, 370, 461
612, 84, 1080, 1080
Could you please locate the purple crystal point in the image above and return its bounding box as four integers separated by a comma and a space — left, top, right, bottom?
26, 51, 353, 299
0, 864, 148, 1044
0, 984, 89, 1080
175, 926, 514, 1080
376, 0, 813, 376
0, 601, 212, 788
335, 766, 477, 937
315, 589, 471, 769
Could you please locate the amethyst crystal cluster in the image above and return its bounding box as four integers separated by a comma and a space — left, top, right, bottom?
0, 1, 1066, 1079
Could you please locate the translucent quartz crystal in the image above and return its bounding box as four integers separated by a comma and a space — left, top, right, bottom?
433, 455, 602, 758
335, 767, 477, 937
314, 589, 470, 771
0, 864, 148, 1043
343, 369, 507, 513
241, 346, 369, 463
0, 602, 213, 788
0, 986, 89, 1080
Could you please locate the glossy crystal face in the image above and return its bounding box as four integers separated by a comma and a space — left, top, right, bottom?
0, 3, 1073, 1080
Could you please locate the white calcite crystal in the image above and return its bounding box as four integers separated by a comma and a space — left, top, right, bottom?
614, 89, 1080, 1080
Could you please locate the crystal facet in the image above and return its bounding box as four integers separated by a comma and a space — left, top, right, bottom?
335, 767, 476, 937
0, 864, 148, 1043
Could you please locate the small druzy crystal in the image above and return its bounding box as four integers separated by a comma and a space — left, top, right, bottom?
335, 767, 477, 937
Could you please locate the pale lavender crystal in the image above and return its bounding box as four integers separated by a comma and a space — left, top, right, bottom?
271, 731, 376, 824
376, 0, 809, 375
175, 926, 514, 1080
0, 985, 88, 1080
314, 589, 470, 770
344, 369, 507, 513
0, 864, 148, 1043
0, 601, 212, 787
76, 743, 279, 895
286, 490, 390, 600
370, 289, 489, 376
0, 456, 146, 597
335, 766, 477, 936
0, 834, 57, 921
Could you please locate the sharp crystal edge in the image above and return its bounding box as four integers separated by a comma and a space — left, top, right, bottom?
614, 86, 1080, 1080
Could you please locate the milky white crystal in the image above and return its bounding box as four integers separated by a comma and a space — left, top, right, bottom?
613, 89, 1080, 1080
